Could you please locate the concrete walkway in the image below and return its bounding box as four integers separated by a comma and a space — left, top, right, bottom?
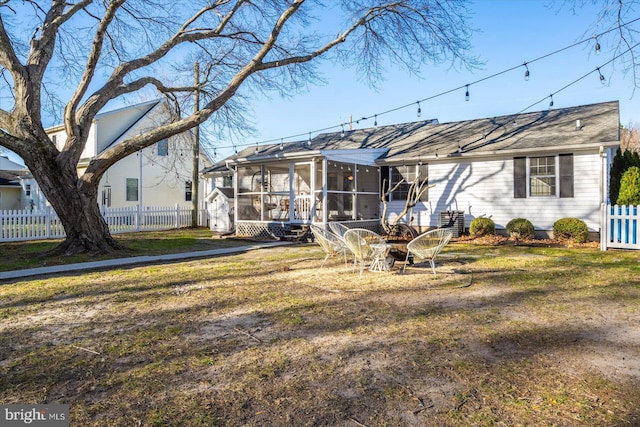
0, 241, 293, 281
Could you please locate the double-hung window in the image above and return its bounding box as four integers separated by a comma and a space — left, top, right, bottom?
157, 139, 169, 156
514, 154, 573, 198
126, 178, 139, 202
387, 164, 429, 201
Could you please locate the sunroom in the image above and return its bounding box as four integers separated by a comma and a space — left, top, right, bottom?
231, 148, 388, 239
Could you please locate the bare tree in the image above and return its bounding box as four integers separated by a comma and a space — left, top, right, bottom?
621, 122, 640, 152
0, 0, 476, 254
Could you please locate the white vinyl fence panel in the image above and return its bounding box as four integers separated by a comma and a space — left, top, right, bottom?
601, 204, 640, 250
0, 205, 206, 242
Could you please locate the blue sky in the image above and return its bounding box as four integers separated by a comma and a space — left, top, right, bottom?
3, 1, 638, 165
220, 0, 640, 159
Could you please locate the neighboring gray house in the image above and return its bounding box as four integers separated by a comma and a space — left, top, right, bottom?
202, 101, 620, 239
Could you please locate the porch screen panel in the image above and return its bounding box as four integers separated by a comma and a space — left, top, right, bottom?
326, 192, 353, 221
264, 164, 290, 220
237, 165, 263, 220
357, 166, 378, 193
356, 194, 379, 220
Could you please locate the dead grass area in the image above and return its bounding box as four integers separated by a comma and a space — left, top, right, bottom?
1, 241, 639, 426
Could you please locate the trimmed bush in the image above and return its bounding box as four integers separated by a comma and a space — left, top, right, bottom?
469, 217, 495, 237
616, 166, 640, 205
506, 218, 535, 239
553, 217, 589, 243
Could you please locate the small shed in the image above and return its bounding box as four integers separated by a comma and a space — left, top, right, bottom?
206, 187, 234, 234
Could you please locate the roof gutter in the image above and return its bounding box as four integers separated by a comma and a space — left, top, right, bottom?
224, 149, 323, 166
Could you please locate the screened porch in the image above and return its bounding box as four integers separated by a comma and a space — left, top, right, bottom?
233, 152, 384, 239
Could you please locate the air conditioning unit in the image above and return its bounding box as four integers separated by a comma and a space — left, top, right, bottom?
438, 210, 465, 237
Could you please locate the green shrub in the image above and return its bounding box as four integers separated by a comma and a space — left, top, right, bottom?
506, 218, 535, 239
469, 217, 495, 237
553, 217, 589, 243
616, 166, 640, 205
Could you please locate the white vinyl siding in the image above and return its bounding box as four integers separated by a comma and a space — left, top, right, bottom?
390, 152, 602, 232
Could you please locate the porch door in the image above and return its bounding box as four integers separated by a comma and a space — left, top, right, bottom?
291, 162, 312, 223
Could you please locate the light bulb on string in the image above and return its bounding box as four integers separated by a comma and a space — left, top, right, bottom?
595, 36, 601, 55
280, 138, 284, 150
465, 84, 470, 101
417, 101, 422, 117
549, 94, 554, 109
307, 132, 312, 147
374, 114, 378, 127
255, 143, 259, 154
341, 123, 345, 137
524, 63, 530, 81
597, 67, 605, 84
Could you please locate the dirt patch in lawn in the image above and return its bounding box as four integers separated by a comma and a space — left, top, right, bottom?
0, 242, 639, 426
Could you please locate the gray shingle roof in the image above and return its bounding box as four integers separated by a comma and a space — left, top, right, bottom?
210, 101, 619, 168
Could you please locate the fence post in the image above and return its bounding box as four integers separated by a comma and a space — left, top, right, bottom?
600, 203, 607, 251
45, 206, 51, 239
175, 204, 180, 228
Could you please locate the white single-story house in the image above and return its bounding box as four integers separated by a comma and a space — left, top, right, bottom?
202, 100, 620, 240
20, 100, 212, 211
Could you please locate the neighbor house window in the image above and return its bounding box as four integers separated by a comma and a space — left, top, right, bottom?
514, 154, 573, 198
126, 178, 138, 201
185, 181, 192, 201
25, 184, 31, 197
157, 139, 168, 156
102, 186, 112, 207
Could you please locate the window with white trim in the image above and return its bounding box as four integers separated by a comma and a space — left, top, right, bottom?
514, 154, 573, 198
530, 156, 556, 196
388, 164, 428, 201
157, 139, 168, 156
126, 178, 138, 202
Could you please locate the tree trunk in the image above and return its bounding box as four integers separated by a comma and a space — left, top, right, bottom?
25, 151, 120, 255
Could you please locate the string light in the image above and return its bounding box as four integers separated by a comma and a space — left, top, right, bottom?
341, 123, 345, 137
307, 132, 312, 147
208, 19, 640, 156
280, 138, 284, 150
549, 94, 554, 109
524, 63, 530, 81
597, 67, 605, 84
416, 101, 422, 117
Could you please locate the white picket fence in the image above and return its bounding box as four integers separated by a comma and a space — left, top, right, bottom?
601, 204, 640, 250
0, 205, 206, 242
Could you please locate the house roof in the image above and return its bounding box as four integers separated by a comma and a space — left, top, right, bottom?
0, 170, 23, 187
213, 100, 619, 168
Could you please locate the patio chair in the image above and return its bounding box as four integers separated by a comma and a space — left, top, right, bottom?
343, 228, 387, 277
328, 222, 350, 239
402, 228, 453, 276
310, 224, 349, 268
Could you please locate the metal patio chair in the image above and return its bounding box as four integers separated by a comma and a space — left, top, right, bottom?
310, 224, 349, 268
329, 221, 350, 239
343, 228, 387, 277
402, 228, 453, 276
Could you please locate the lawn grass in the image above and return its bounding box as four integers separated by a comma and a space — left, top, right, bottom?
0, 227, 254, 272
0, 236, 639, 426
